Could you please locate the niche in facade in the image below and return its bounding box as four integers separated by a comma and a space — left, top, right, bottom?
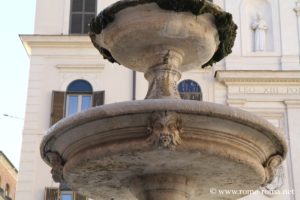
240, 0, 274, 53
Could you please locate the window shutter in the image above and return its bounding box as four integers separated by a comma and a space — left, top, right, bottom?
50, 91, 66, 126
75, 192, 87, 200
93, 91, 105, 106
45, 188, 59, 200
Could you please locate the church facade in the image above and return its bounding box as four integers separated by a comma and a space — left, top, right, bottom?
17, 0, 300, 199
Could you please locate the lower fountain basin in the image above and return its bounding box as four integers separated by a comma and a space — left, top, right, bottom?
41, 99, 287, 200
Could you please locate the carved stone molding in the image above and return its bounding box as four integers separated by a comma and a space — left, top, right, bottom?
45, 151, 64, 183
216, 70, 300, 83
147, 111, 183, 149
216, 70, 300, 102
19, 35, 94, 56
226, 99, 247, 107
284, 100, 300, 108
56, 64, 104, 73
263, 165, 285, 196
263, 155, 283, 186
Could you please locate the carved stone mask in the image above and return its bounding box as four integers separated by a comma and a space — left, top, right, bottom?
147, 111, 183, 149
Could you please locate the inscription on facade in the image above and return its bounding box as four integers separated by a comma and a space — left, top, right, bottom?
235, 86, 300, 95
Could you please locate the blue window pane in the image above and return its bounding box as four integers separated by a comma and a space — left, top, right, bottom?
81, 96, 92, 111
178, 79, 202, 101
68, 96, 79, 116
67, 80, 93, 93
61, 194, 73, 200
178, 80, 201, 93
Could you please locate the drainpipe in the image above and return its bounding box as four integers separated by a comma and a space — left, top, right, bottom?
294, 0, 300, 63
132, 70, 136, 100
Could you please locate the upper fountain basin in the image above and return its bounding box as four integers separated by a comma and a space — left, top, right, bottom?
89, 0, 237, 71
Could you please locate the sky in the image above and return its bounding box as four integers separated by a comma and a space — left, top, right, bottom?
0, 0, 36, 169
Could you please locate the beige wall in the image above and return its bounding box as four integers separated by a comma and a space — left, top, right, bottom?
0, 154, 17, 200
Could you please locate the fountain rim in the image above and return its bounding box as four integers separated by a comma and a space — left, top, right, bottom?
89, 0, 237, 68
40, 99, 287, 166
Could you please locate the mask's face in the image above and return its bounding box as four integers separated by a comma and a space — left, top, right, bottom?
148, 112, 182, 149
153, 117, 178, 147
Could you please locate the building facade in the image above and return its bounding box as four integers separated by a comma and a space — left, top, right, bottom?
17, 0, 300, 199
0, 151, 18, 200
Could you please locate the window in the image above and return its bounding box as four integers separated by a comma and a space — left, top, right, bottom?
0, 176, 2, 194
62, 194, 73, 200
75, 193, 87, 200
5, 184, 9, 197
61, 191, 73, 200
45, 188, 87, 200
66, 80, 93, 117
45, 188, 59, 200
70, 0, 97, 34
50, 80, 105, 126
178, 79, 202, 101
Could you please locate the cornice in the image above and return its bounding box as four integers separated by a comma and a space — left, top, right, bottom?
284, 100, 300, 108
186, 67, 212, 73
0, 152, 17, 173
19, 35, 94, 56
56, 64, 105, 73
0, 157, 18, 180
226, 99, 247, 107
216, 70, 300, 84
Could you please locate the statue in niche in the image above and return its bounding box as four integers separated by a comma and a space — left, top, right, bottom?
251, 13, 268, 52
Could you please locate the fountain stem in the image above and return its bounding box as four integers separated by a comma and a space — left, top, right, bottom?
144, 50, 183, 99
129, 174, 194, 200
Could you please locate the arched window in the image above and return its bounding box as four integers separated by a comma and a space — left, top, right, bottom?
5, 183, 9, 197
67, 80, 93, 93
70, 0, 97, 34
50, 80, 105, 125
66, 80, 93, 117
178, 79, 202, 101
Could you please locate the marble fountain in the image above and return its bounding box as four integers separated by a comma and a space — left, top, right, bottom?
40, 0, 287, 199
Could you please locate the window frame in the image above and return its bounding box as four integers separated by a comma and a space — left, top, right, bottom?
69, 0, 97, 34
50, 83, 104, 126
60, 190, 74, 200
65, 94, 93, 117
178, 79, 202, 101
44, 187, 88, 200
4, 183, 9, 197
65, 80, 93, 117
